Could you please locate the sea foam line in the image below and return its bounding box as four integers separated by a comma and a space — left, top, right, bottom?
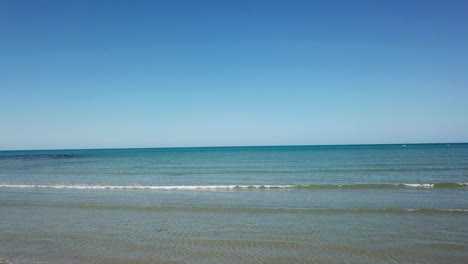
0, 184, 296, 190
0, 183, 468, 190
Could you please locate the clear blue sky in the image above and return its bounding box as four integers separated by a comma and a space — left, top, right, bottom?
1, 0, 467, 150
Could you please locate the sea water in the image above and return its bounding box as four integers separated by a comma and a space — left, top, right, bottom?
0, 144, 467, 263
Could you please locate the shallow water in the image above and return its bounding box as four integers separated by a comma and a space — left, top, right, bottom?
1, 144, 467, 263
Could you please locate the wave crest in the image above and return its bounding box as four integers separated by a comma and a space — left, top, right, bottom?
1, 183, 467, 190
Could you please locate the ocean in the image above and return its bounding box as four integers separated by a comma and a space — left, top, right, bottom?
1, 144, 467, 263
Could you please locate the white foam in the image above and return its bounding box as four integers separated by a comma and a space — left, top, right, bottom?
0, 184, 297, 190
1, 183, 467, 190
400, 183, 434, 188
441, 209, 468, 212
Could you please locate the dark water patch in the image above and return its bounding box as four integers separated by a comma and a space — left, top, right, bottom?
0, 154, 81, 160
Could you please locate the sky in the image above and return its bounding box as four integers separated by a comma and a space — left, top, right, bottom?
1, 0, 467, 150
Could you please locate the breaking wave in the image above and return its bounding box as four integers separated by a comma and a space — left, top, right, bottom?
1, 182, 467, 190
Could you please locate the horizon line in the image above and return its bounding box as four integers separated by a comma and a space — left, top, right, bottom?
1, 142, 467, 152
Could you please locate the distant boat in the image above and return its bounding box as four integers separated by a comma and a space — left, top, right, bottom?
402, 145, 406, 147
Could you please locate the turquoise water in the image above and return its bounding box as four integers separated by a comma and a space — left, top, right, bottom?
1, 144, 468, 263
